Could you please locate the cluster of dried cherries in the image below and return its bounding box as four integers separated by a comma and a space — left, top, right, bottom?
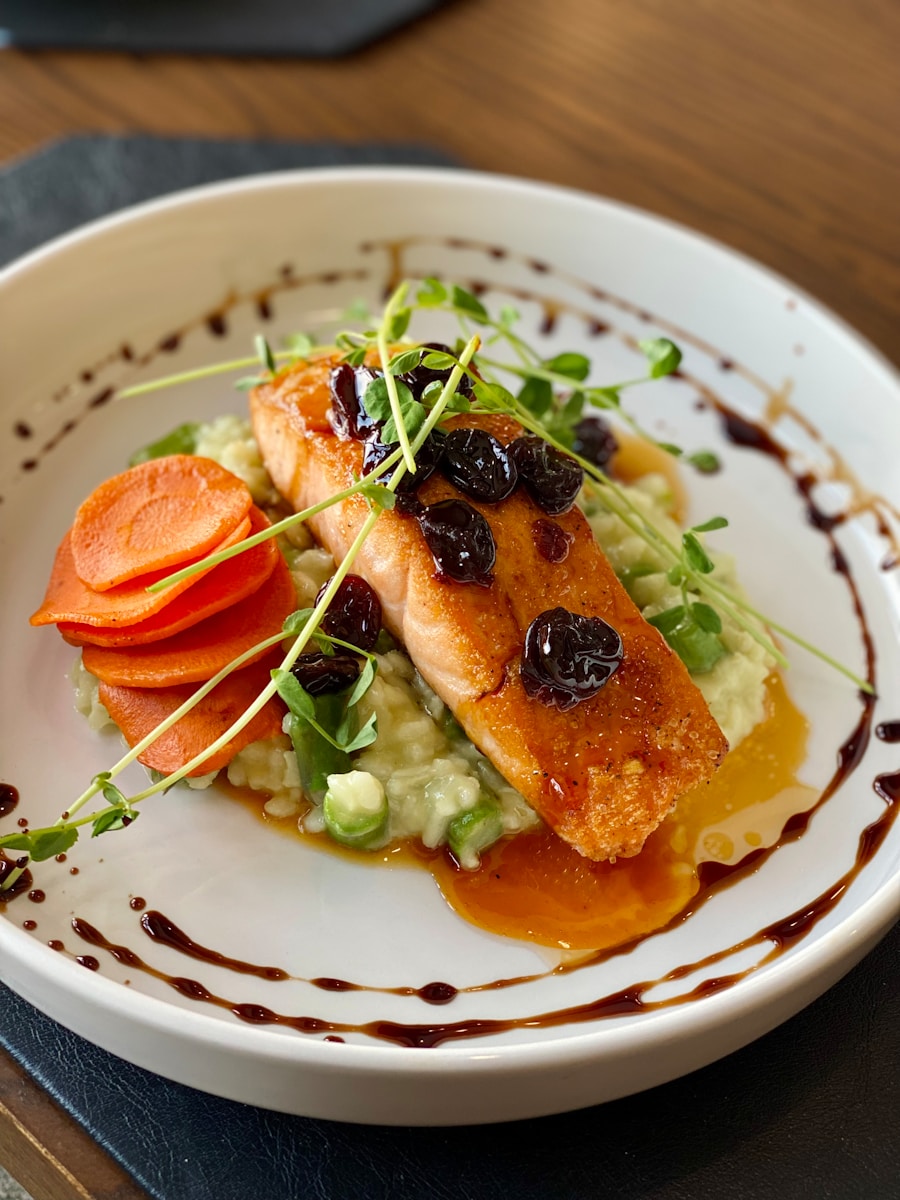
325, 345, 624, 709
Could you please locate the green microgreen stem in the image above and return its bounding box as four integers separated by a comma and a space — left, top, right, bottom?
377, 281, 417, 474
128, 512, 383, 806
475, 353, 661, 445
0, 863, 27, 892
117, 352, 303, 399
146, 449, 404, 592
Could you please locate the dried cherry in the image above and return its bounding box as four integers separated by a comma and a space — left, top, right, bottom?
521, 607, 623, 710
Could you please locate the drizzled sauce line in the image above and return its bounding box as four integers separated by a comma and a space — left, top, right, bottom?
69, 773, 897, 1048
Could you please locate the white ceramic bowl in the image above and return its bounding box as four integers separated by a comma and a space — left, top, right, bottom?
1, 168, 898, 1124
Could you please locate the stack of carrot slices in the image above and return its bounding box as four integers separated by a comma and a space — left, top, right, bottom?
31, 454, 295, 776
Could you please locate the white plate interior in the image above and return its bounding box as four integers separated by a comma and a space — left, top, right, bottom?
1, 169, 898, 1123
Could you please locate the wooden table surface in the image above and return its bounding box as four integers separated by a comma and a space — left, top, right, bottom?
0, 0, 898, 1196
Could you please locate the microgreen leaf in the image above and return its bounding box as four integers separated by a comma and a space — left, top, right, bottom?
648, 605, 726, 674
342, 298, 372, 322
272, 668, 316, 721
91, 810, 135, 837
421, 351, 457, 371
420, 380, 443, 405
234, 375, 266, 391
284, 332, 315, 357
473, 380, 516, 412
29, 825, 79, 860
687, 450, 721, 474
416, 278, 447, 307
255, 334, 277, 376
362, 375, 426, 445
387, 307, 412, 342
282, 608, 317, 636
499, 305, 520, 328
341, 710, 379, 753
591, 386, 621, 408
341, 346, 367, 367
545, 352, 591, 382
691, 602, 723, 634
559, 390, 586, 426
361, 375, 411, 423
682, 531, 716, 575
658, 442, 683, 457
443, 391, 472, 414
358, 482, 397, 511
450, 285, 489, 324
639, 338, 682, 378
129, 422, 200, 466
388, 348, 423, 375
347, 656, 377, 708
691, 516, 728, 533
98, 777, 128, 807
279, 611, 331, 652
517, 376, 553, 419
0, 833, 32, 853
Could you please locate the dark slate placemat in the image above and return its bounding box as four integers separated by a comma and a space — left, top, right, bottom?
1, 136, 898, 1199
0, 134, 457, 268
0, 0, 451, 58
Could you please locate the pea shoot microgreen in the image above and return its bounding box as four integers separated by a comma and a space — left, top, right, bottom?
1, 279, 873, 888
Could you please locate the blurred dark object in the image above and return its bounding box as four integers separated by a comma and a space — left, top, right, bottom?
0, 134, 457, 267
0, 0, 452, 57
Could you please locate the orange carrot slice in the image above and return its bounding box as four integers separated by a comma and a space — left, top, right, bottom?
70, 454, 253, 591
57, 508, 280, 647
98, 656, 286, 777
30, 511, 253, 629
81, 557, 296, 687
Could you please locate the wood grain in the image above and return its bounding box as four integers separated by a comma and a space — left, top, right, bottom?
0, 0, 897, 361
0, 0, 897, 1192
0, 1047, 149, 1200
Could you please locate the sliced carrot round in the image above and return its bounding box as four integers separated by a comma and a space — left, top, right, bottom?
30, 510, 253, 629
70, 454, 253, 591
57, 507, 280, 646
82, 557, 296, 687
98, 656, 286, 777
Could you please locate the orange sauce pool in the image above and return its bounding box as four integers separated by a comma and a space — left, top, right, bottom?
611, 434, 688, 520
236, 439, 809, 954
242, 673, 813, 954
426, 673, 813, 950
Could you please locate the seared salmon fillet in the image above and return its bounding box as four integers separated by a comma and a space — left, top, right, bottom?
251, 355, 728, 861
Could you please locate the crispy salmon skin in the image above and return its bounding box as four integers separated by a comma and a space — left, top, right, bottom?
251, 355, 728, 861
